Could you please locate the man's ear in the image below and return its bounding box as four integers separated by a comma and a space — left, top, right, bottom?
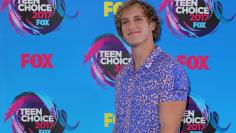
150, 21, 156, 31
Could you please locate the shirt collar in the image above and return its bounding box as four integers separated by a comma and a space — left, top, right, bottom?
144, 46, 162, 68
129, 46, 162, 71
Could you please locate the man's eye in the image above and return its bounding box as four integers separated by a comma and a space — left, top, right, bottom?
135, 18, 142, 21
122, 21, 127, 25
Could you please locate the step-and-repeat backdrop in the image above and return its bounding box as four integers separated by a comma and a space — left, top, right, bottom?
0, 0, 235, 133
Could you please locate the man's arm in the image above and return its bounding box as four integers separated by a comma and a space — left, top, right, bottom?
112, 120, 116, 133
159, 101, 186, 133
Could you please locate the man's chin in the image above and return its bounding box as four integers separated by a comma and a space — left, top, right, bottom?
128, 42, 142, 48
125, 38, 143, 47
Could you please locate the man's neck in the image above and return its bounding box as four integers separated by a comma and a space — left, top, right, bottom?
131, 41, 156, 71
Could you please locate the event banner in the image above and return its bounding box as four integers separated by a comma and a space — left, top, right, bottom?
0, 0, 235, 132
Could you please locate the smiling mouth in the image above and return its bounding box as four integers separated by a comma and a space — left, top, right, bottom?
128, 31, 141, 35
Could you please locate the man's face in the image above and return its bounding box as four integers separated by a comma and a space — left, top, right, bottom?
121, 5, 155, 47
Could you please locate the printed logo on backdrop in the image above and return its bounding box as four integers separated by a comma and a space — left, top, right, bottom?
84, 34, 131, 89
21, 54, 54, 68
177, 55, 209, 70
0, 0, 78, 35
5, 92, 79, 133
158, 0, 235, 38
104, 1, 122, 17
180, 95, 230, 133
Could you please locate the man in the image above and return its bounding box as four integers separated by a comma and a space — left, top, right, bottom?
113, 0, 190, 133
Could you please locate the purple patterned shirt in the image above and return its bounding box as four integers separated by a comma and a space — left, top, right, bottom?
114, 46, 189, 133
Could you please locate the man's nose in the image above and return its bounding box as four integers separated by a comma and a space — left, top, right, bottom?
127, 21, 136, 30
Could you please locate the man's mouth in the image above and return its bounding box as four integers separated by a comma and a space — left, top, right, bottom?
128, 31, 141, 36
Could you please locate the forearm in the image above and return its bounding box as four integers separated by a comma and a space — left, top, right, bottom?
159, 101, 186, 133
160, 126, 179, 133
112, 121, 116, 133
112, 127, 116, 133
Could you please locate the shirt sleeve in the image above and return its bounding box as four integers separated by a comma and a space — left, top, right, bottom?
159, 62, 190, 102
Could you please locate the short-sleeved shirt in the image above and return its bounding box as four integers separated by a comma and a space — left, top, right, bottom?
114, 46, 189, 133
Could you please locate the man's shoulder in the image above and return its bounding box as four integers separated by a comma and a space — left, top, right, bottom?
155, 51, 179, 69
114, 62, 132, 90
155, 51, 187, 78
115, 62, 132, 81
